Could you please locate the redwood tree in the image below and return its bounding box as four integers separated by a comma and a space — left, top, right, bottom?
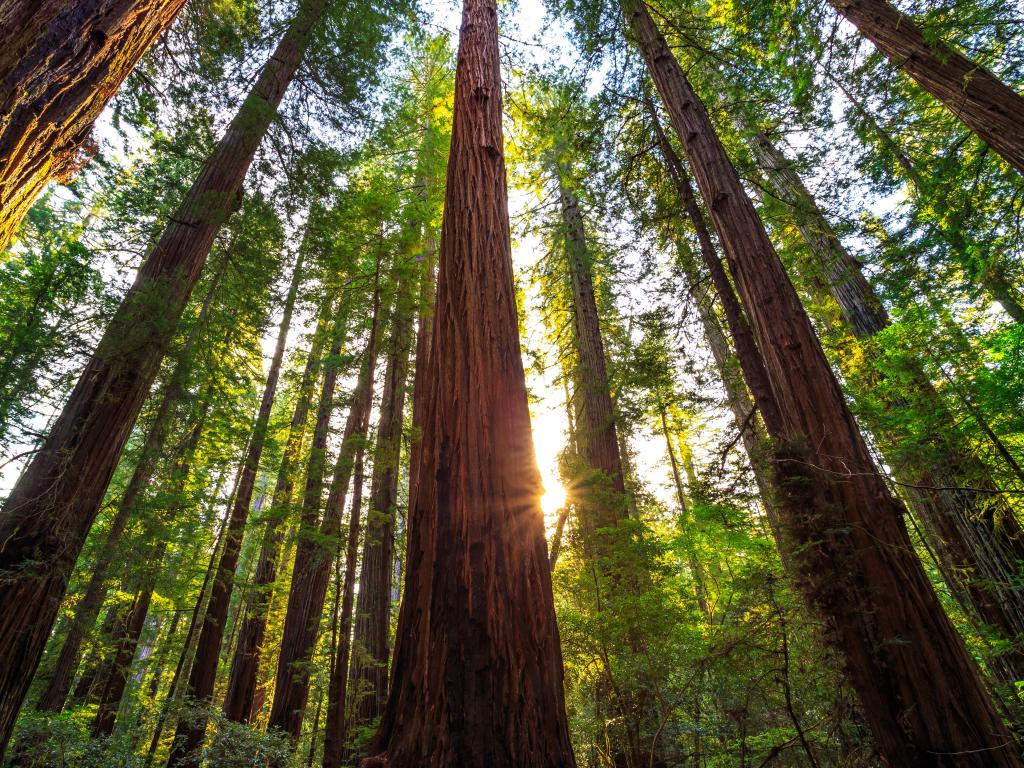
622, 0, 1023, 764
362, 1, 576, 764
0, 0, 187, 252
829, 0, 1024, 176
0, 0, 325, 754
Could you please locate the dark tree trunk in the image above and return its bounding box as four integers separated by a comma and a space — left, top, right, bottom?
746, 125, 1024, 684
829, 0, 1024, 176
0, 0, 324, 753
624, 2, 1022, 765
348, 272, 414, 730
223, 304, 330, 724
0, 0, 186, 251
166, 250, 307, 768
36, 251, 229, 715
321, 448, 367, 768
268, 280, 382, 740
362, 2, 577, 765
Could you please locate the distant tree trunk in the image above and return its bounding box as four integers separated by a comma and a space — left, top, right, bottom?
36, 250, 230, 714
166, 250, 306, 768
268, 279, 382, 740
0, 0, 187, 252
348, 272, 413, 731
623, 1, 1022, 765
0, 0, 326, 753
647, 102, 784, 542
223, 304, 330, 724
829, 0, 1024, 177
321, 448, 367, 768
556, 173, 627, 529
145, 491, 231, 765
362, 2, 577, 765
92, 402, 208, 738
745, 125, 1024, 684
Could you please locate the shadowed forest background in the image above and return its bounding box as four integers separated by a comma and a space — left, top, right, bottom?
1, 0, 1023, 766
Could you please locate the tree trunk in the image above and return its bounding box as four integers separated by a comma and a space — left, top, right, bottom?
322, 448, 367, 768
348, 272, 413, 731
623, 2, 1022, 765
222, 303, 330, 724
829, 0, 1024, 176
745, 125, 1024, 684
362, 2, 577, 765
0, 0, 186, 252
0, 0, 325, 753
36, 249, 230, 714
556, 173, 627, 530
268, 279, 382, 740
165, 249, 307, 768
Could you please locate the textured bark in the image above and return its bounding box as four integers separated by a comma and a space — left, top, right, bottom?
267, 282, 382, 740
0, 0, 186, 252
363, 2, 576, 765
349, 272, 413, 730
166, 250, 307, 768
0, 0, 323, 754
829, 0, 1024, 176
223, 306, 330, 724
624, 2, 1021, 765
746, 126, 1024, 681
36, 251, 229, 715
556, 173, 627, 530
322, 449, 366, 768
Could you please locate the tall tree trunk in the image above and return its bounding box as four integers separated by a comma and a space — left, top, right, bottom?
268, 280, 382, 740
363, 2, 577, 765
322, 448, 367, 768
348, 272, 413, 730
623, 2, 1022, 765
166, 249, 307, 768
0, 0, 325, 752
36, 250, 230, 714
745, 124, 1024, 683
828, 0, 1024, 176
556, 173, 627, 530
223, 304, 330, 724
0, 0, 186, 252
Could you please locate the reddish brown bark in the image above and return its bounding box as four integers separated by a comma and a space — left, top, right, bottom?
362, 2, 576, 765
348, 272, 413, 731
165, 250, 306, 768
267, 281, 382, 740
0, 0, 323, 754
0, 0, 186, 252
829, 0, 1024, 176
222, 306, 330, 724
36, 251, 230, 715
322, 448, 367, 768
746, 126, 1024, 684
624, 1, 1022, 765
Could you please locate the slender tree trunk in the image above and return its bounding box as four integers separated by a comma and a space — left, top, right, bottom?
348, 272, 413, 731
0, 0, 325, 753
0, 0, 186, 252
624, 2, 1022, 764
556, 172, 627, 529
322, 448, 367, 768
223, 304, 330, 724
166, 250, 307, 767
268, 280, 382, 740
829, 0, 1024, 176
363, 3, 577, 765
36, 250, 230, 714
745, 124, 1024, 683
